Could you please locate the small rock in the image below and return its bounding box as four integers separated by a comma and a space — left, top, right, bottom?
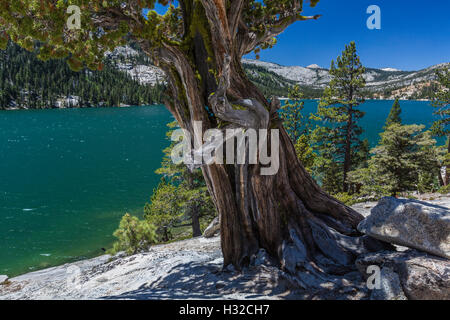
370, 267, 407, 300
203, 217, 220, 238
253, 249, 271, 267
0, 275, 8, 284
358, 197, 450, 259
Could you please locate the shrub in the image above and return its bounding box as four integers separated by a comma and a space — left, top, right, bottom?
109, 213, 157, 255
333, 192, 359, 206
438, 184, 450, 195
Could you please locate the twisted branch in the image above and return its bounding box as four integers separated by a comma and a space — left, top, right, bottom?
209, 55, 269, 129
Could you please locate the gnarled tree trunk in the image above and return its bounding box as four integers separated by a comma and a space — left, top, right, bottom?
136, 1, 378, 286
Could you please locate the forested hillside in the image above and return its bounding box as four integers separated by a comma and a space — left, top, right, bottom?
1, 40, 445, 110
0, 43, 164, 110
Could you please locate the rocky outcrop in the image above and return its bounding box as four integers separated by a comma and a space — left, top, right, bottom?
358, 197, 450, 259
0, 236, 366, 300
203, 217, 220, 238
356, 250, 450, 300
0, 275, 8, 284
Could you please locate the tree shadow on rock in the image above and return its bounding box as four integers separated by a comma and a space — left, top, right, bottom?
102, 258, 369, 300
102, 259, 291, 300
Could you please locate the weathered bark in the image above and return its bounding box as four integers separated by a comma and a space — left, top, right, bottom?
162, 226, 171, 243
343, 106, 353, 193
191, 206, 202, 237
445, 137, 450, 186
438, 136, 450, 187
137, 1, 375, 285
438, 170, 445, 187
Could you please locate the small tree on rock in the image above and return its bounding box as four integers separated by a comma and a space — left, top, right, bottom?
111, 213, 157, 255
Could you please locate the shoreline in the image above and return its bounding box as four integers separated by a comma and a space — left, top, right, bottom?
3, 247, 112, 279
0, 103, 162, 111
0, 99, 432, 111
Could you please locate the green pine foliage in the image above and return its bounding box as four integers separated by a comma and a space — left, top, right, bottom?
144, 180, 182, 242
144, 122, 216, 242
311, 41, 368, 193
0, 42, 164, 109
438, 184, 450, 194
110, 213, 157, 255
431, 68, 450, 139
294, 134, 316, 173
384, 98, 402, 128
431, 68, 450, 186
349, 124, 442, 196
279, 85, 317, 172
280, 85, 309, 142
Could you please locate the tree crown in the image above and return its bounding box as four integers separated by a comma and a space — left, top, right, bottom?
431, 68, 449, 137
384, 98, 402, 128
0, 1, 320, 71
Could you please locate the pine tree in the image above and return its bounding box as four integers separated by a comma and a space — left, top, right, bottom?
294, 135, 316, 173
144, 180, 182, 242
312, 41, 367, 193
431, 68, 450, 185
110, 213, 157, 255
350, 124, 440, 197
385, 98, 402, 128
280, 85, 308, 142
280, 85, 316, 172
144, 122, 215, 241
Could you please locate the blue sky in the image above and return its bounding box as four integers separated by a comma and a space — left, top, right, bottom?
149, 0, 450, 71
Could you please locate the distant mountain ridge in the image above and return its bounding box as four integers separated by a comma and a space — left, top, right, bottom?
112, 44, 448, 100
242, 58, 449, 95
1, 43, 447, 110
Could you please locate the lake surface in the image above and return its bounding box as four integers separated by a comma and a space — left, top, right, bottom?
0, 101, 443, 276
0, 106, 173, 276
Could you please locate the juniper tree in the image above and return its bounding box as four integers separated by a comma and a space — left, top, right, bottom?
431, 68, 450, 185
312, 41, 367, 193
1, 1, 372, 279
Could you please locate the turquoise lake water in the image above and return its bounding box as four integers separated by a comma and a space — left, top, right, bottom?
0, 101, 444, 276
